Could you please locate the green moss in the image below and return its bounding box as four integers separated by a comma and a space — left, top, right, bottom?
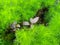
0, 0, 60, 45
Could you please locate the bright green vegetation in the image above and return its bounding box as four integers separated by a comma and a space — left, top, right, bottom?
0, 0, 60, 45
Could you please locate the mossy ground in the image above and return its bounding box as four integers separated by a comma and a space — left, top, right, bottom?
0, 0, 60, 45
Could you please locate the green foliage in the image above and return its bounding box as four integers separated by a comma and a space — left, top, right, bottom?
0, 0, 60, 45
14, 25, 59, 45
14, 0, 60, 45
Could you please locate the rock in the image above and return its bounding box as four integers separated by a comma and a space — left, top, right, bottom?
10, 22, 17, 29
23, 21, 30, 26
30, 17, 39, 24
16, 24, 21, 28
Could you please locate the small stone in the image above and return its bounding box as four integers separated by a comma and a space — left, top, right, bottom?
16, 24, 21, 28
30, 17, 39, 24
23, 21, 30, 26
10, 21, 17, 29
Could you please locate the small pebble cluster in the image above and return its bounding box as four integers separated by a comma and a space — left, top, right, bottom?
10, 17, 39, 31
8, 6, 49, 32
5, 6, 49, 41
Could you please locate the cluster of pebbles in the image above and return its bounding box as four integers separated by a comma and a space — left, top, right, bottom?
5, 16, 39, 41
5, 6, 49, 41
7, 6, 49, 32
10, 17, 39, 31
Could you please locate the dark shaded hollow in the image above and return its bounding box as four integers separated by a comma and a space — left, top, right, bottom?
4, 26, 16, 43
34, 6, 49, 26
